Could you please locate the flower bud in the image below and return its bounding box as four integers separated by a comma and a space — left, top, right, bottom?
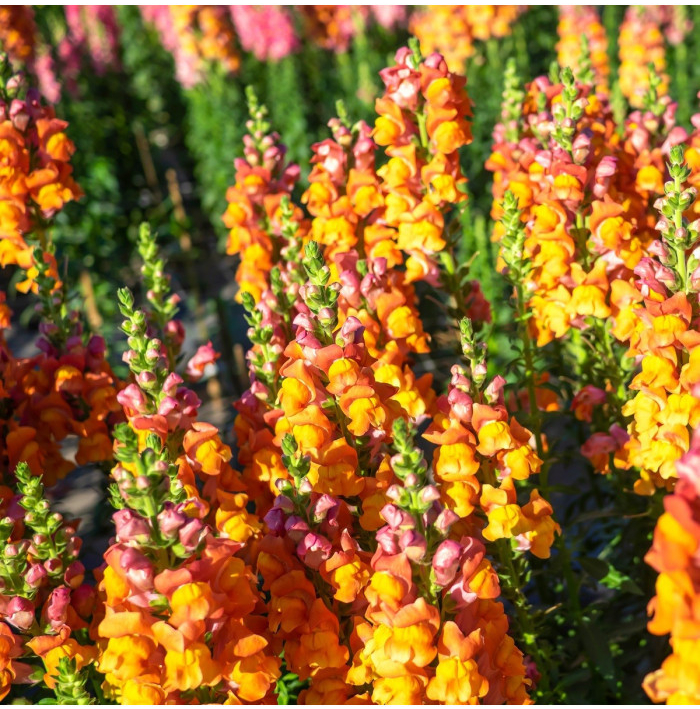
71, 584, 96, 620
434, 508, 459, 535
25, 563, 48, 589
6, 596, 35, 630
120, 547, 154, 591
178, 518, 207, 553
45, 586, 71, 630
44, 558, 63, 575
381, 504, 415, 530
157, 503, 187, 538
114, 509, 151, 544
284, 516, 309, 543
420, 485, 441, 505
433, 539, 464, 587
297, 532, 332, 569
298, 478, 313, 495
137, 371, 158, 389
63, 561, 85, 589
264, 507, 287, 535
399, 529, 427, 561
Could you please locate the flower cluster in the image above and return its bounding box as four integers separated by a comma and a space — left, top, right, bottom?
229, 6, 298, 63
242, 237, 550, 702
347, 417, 533, 705
143, 5, 410, 78
229, 45, 478, 520
95, 228, 275, 704
0, 7, 36, 66
222, 88, 302, 303
478, 29, 700, 702
373, 44, 472, 284
59, 5, 122, 89
618, 6, 669, 109
0, 272, 122, 486
556, 6, 609, 94
644, 414, 700, 703
488, 66, 622, 349
410, 5, 524, 73
486, 58, 700, 487
298, 5, 366, 54
140, 6, 239, 88
425, 319, 558, 560
220, 44, 556, 692
0, 57, 82, 277
614, 146, 700, 494
297, 7, 407, 54
0, 462, 96, 703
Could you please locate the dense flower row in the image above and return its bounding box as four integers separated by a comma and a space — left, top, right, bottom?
411, 5, 524, 73
487, 11, 700, 702
224, 45, 557, 704
487, 36, 700, 499
644, 410, 700, 703
141, 5, 408, 87
3, 6, 700, 704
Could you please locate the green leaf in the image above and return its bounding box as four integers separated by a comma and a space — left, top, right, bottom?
580, 557, 643, 595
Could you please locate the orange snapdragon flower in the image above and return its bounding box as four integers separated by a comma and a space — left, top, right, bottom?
644, 426, 700, 703
618, 7, 668, 109
411, 6, 523, 73
556, 6, 609, 93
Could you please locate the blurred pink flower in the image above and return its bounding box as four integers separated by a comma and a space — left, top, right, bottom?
230, 6, 298, 61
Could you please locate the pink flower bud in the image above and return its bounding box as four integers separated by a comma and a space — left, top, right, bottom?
448, 387, 473, 422
433, 539, 463, 587
137, 371, 157, 389
117, 384, 148, 414
186, 341, 220, 382
473, 362, 488, 378
275, 478, 293, 494
338, 316, 365, 345
434, 508, 459, 535
9, 100, 30, 132
484, 375, 507, 404
298, 478, 313, 495
63, 561, 85, 589
420, 485, 441, 504
317, 307, 335, 323
264, 507, 287, 535
164, 320, 186, 348
114, 509, 151, 543
178, 518, 206, 553
120, 547, 154, 591
375, 525, 399, 554
297, 532, 332, 569
71, 584, 96, 620
404, 473, 419, 488
7, 596, 35, 630
399, 529, 427, 561
284, 516, 309, 543
45, 587, 71, 630
380, 504, 415, 530
313, 494, 338, 521
157, 503, 187, 538
44, 558, 63, 575
385, 485, 404, 502
162, 372, 184, 396
25, 563, 48, 589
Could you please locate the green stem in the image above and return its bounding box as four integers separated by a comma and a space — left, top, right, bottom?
416, 110, 429, 151
515, 280, 547, 491
482, 464, 550, 696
